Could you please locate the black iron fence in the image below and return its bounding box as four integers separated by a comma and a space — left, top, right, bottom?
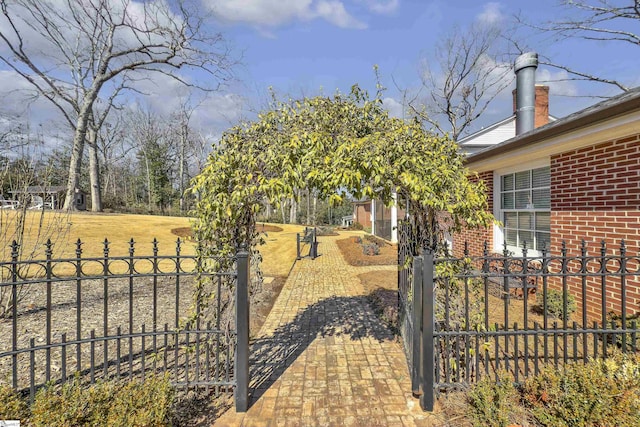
296, 227, 318, 260
0, 238, 250, 411
398, 222, 640, 411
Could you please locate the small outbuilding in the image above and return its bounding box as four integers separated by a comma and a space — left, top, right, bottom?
9, 185, 86, 210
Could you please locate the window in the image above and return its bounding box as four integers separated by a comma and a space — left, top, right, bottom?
500, 166, 550, 252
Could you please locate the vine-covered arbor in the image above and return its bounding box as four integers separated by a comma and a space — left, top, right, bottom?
191, 86, 492, 260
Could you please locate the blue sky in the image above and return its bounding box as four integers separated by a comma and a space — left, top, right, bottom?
214, 0, 640, 135
1, 0, 639, 145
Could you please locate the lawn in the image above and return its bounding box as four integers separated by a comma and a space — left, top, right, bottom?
0, 210, 305, 279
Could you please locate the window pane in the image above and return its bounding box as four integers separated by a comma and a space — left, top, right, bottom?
515, 190, 530, 209
532, 188, 550, 208
536, 212, 550, 232
502, 192, 514, 209
532, 166, 550, 188
504, 212, 517, 228
519, 230, 533, 248
536, 232, 550, 252
518, 212, 532, 230
502, 174, 514, 191
515, 171, 530, 190
506, 229, 517, 246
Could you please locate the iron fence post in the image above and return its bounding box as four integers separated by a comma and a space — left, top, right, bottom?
11, 240, 19, 389
411, 255, 423, 396
421, 249, 435, 411
296, 233, 301, 260
235, 246, 250, 412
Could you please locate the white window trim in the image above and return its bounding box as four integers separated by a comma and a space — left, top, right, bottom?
493, 158, 550, 257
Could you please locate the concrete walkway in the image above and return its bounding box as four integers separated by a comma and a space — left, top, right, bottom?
215, 235, 439, 427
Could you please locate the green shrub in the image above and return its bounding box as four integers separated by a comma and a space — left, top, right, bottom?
0, 384, 29, 422
30, 375, 174, 427
348, 222, 363, 230
523, 352, 640, 427
363, 234, 388, 246
107, 375, 174, 426
541, 289, 576, 320
466, 371, 520, 427
606, 311, 640, 350
362, 242, 380, 256
31, 377, 94, 426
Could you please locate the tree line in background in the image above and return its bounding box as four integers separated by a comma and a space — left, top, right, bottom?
0, 104, 354, 224
0, 102, 211, 215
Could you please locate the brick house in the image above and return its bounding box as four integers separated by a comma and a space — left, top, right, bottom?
353, 198, 405, 243
353, 199, 372, 229
457, 56, 640, 318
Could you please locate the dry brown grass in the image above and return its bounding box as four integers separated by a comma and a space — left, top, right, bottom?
1, 211, 304, 279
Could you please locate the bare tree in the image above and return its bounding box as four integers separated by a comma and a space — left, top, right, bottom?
169, 94, 206, 213
0, 0, 234, 210
518, 0, 638, 93
409, 23, 514, 141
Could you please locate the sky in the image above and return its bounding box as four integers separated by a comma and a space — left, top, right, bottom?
212, 0, 640, 133
1, 0, 640, 148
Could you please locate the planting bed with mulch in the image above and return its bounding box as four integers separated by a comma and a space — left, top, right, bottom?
336, 234, 397, 266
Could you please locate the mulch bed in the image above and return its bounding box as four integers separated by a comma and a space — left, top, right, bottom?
336, 235, 397, 266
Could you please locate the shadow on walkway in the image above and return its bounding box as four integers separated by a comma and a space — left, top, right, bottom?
248, 293, 396, 405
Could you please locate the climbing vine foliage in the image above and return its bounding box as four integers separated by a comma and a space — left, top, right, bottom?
191, 85, 493, 273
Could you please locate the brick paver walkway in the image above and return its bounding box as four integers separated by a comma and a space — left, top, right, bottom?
215, 235, 440, 426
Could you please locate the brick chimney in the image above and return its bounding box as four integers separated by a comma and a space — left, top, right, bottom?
512, 85, 550, 129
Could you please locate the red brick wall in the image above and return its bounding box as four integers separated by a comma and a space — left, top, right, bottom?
550, 134, 640, 320
452, 171, 494, 257
354, 202, 372, 228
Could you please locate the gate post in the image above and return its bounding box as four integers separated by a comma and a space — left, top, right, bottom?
411, 255, 423, 395
421, 249, 435, 411
235, 247, 250, 412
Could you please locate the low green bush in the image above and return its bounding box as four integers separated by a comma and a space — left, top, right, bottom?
107, 375, 174, 426
30, 374, 174, 427
0, 384, 29, 422
523, 352, 640, 427
606, 311, 640, 350
540, 288, 576, 320
348, 222, 363, 230
362, 242, 380, 256
363, 234, 389, 246
466, 371, 521, 427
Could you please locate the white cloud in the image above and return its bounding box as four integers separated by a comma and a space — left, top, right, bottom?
124, 71, 245, 129
208, 0, 366, 29
0, 0, 183, 61
536, 68, 578, 97
357, 0, 399, 15
382, 97, 404, 118
476, 2, 504, 25
315, 1, 367, 29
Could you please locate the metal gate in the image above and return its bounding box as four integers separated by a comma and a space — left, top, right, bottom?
399, 226, 640, 412
397, 221, 435, 410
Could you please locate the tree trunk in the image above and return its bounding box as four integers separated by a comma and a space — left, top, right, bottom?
280, 199, 286, 224
63, 88, 101, 210
289, 193, 298, 224
179, 122, 187, 213
312, 193, 317, 226
306, 189, 311, 225
144, 153, 152, 211
87, 127, 103, 212
63, 136, 85, 211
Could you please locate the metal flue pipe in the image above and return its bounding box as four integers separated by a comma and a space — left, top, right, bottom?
514, 52, 538, 135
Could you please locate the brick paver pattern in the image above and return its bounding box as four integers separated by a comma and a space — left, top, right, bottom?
215, 235, 439, 426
